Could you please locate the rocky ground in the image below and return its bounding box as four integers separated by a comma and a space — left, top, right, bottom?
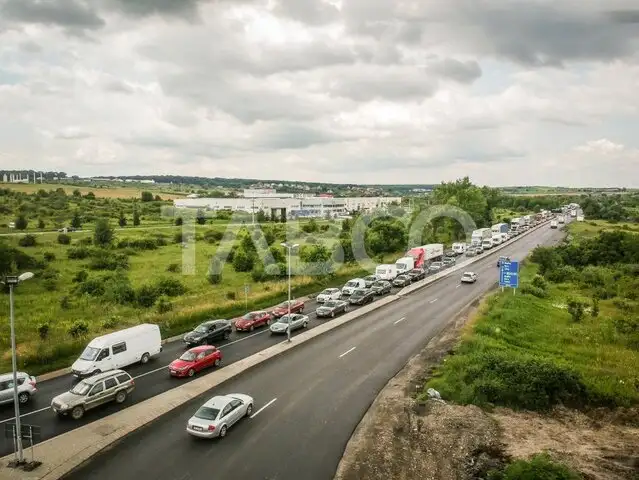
333, 299, 639, 480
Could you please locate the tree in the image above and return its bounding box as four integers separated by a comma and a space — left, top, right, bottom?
94, 218, 114, 247
196, 209, 207, 225
530, 246, 563, 276
15, 215, 28, 230
256, 210, 267, 222
175, 217, 183, 226
365, 218, 407, 255
232, 248, 254, 272
71, 211, 82, 229
72, 189, 82, 197
207, 257, 223, 284
141, 191, 154, 202
84, 192, 95, 200
37, 219, 45, 229
133, 207, 140, 226
567, 298, 585, 323
118, 211, 127, 227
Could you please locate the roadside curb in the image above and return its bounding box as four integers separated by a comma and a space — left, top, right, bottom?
397, 219, 549, 297
1, 295, 398, 480
34, 296, 312, 383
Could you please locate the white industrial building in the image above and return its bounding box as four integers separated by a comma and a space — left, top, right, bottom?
174, 194, 402, 218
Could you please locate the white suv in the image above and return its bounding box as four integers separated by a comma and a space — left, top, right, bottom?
0, 372, 37, 405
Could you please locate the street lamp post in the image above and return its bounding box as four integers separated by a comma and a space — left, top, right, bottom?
280, 242, 299, 343
2, 272, 34, 466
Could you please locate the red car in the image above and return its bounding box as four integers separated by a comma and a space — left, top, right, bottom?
270, 299, 305, 318
234, 311, 272, 332
168, 346, 222, 378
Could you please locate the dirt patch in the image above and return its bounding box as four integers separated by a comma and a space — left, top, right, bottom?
334, 299, 639, 480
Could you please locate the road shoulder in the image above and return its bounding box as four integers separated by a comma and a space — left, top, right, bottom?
333, 293, 639, 480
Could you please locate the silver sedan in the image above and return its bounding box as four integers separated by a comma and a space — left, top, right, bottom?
269, 314, 309, 334
186, 393, 254, 439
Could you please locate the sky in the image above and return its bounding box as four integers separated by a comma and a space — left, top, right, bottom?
0, 0, 638, 187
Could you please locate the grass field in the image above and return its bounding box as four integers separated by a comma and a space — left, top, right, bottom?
425, 223, 639, 411
567, 219, 639, 239
0, 221, 378, 374
0, 182, 187, 199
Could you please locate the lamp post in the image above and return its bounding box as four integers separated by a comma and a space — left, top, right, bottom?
2, 272, 34, 466
280, 242, 299, 343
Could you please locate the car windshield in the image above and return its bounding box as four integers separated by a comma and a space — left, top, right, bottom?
373, 281, 385, 287
242, 313, 256, 320
320, 289, 332, 295
194, 324, 209, 334
70, 380, 91, 395
278, 315, 294, 323
194, 406, 220, 421
277, 301, 291, 308
79, 346, 100, 361
324, 301, 337, 308
352, 289, 365, 296
345, 281, 358, 287
364, 276, 375, 281
179, 351, 197, 361
431, 262, 442, 267
396, 263, 406, 269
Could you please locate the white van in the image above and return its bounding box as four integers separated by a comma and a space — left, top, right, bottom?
395, 256, 415, 275
452, 242, 466, 255
71, 324, 162, 378
375, 264, 398, 281
500, 232, 509, 243
491, 234, 502, 246
481, 239, 493, 250
341, 278, 366, 296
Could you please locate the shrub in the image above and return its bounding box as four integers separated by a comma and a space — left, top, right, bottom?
173, 232, 184, 244
136, 284, 159, 308
72, 270, 89, 283
104, 279, 136, 305
489, 453, 582, 480
156, 296, 173, 314
37, 219, 45, 229
76, 278, 106, 296
591, 297, 600, 318
93, 218, 114, 246
232, 248, 254, 272
18, 234, 37, 247
546, 265, 578, 283
43, 251, 56, 262
68, 320, 89, 338
14, 215, 28, 230
166, 263, 180, 273
265, 263, 282, 277
68, 246, 92, 259
251, 263, 266, 282
531, 275, 548, 291
118, 238, 158, 250
78, 237, 93, 246
203, 230, 224, 243
207, 257, 223, 285
57, 233, 71, 245
226, 291, 236, 300
175, 217, 183, 226
89, 250, 129, 271
37, 323, 50, 340
567, 298, 586, 323
154, 277, 186, 297
41, 267, 59, 280
101, 316, 119, 330
613, 298, 635, 312
59, 295, 71, 309
42, 278, 57, 291
613, 315, 638, 335
581, 266, 610, 288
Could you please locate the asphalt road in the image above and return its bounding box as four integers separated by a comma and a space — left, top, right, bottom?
62, 223, 566, 480
0, 294, 393, 455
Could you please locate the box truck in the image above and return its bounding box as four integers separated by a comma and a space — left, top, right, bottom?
375, 264, 398, 281
406, 244, 444, 268
491, 223, 509, 235
471, 228, 492, 246
510, 217, 521, 233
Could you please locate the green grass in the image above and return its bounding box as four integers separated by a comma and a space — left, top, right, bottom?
568, 219, 639, 240
0, 223, 376, 375
424, 262, 639, 411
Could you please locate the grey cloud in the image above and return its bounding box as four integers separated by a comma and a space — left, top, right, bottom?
326, 69, 437, 101
18, 40, 42, 53
102, 0, 200, 20
252, 123, 345, 150
102, 78, 134, 94
425, 58, 482, 84
0, 0, 105, 29
272, 0, 340, 26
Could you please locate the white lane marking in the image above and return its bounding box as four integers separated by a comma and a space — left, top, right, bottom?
429, 298, 438, 304
456, 285, 461, 289
0, 407, 49, 424
250, 398, 276, 419
393, 317, 406, 325
339, 347, 356, 358
0, 327, 285, 423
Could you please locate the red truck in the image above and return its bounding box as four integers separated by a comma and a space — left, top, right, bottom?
406, 244, 444, 269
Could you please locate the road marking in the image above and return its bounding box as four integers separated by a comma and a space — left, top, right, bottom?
393, 317, 406, 325
250, 398, 276, 419
429, 298, 438, 304
456, 284, 461, 289
0, 407, 49, 424
339, 347, 356, 358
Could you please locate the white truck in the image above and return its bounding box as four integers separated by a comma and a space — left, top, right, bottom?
558, 215, 565, 224
491, 234, 503, 246
550, 220, 558, 229
395, 256, 415, 275
577, 215, 584, 221
71, 324, 162, 378
510, 217, 521, 234
452, 242, 467, 255
471, 228, 492, 248
375, 264, 399, 281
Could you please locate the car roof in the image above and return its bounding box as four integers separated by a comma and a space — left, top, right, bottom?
188, 345, 216, 353
202, 395, 234, 409
463, 272, 475, 275
0, 372, 29, 381
83, 369, 129, 384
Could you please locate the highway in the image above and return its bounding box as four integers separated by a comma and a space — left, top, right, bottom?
62, 224, 565, 480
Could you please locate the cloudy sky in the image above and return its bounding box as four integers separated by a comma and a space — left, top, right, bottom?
0, 0, 638, 187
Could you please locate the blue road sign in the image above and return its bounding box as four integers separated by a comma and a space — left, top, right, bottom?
499, 260, 519, 288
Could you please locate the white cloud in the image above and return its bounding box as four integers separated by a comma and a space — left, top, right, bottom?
0, 0, 638, 186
